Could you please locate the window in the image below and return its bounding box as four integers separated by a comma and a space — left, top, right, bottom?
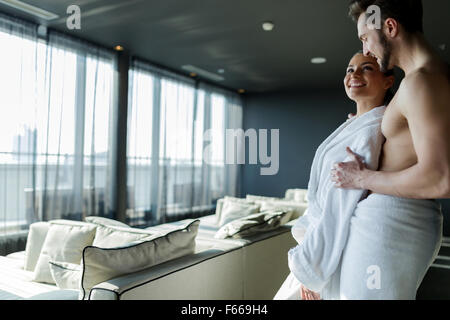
0, 13, 242, 232
0, 14, 116, 233
127, 60, 243, 226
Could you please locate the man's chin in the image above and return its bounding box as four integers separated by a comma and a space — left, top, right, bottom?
379, 59, 392, 73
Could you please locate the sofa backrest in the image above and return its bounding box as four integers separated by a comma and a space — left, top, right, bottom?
0, 230, 28, 256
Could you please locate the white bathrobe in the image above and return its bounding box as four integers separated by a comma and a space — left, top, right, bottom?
275, 105, 387, 300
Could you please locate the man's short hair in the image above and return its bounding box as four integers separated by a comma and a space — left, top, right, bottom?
348, 0, 423, 34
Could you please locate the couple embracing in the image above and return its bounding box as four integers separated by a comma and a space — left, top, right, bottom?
276, 0, 450, 300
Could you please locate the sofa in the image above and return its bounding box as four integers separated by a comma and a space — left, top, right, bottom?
0, 189, 308, 300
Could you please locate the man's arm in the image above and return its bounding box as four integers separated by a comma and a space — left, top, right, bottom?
332, 73, 450, 199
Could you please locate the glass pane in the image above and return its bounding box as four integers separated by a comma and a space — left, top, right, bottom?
126, 69, 154, 222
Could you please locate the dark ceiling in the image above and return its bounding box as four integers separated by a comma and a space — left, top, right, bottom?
1, 0, 449, 93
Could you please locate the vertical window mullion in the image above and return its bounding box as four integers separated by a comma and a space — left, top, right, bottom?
73, 54, 86, 220
202, 92, 212, 206
150, 77, 161, 223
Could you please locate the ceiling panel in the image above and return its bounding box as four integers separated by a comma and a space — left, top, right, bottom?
1, 0, 448, 93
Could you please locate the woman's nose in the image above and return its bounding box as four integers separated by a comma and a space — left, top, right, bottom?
351, 69, 363, 77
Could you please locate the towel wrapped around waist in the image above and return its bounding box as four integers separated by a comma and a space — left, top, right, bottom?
338, 193, 443, 300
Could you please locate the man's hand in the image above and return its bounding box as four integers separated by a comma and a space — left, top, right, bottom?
331, 147, 368, 189
300, 284, 321, 300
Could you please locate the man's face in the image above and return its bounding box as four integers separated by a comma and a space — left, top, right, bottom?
357, 13, 393, 72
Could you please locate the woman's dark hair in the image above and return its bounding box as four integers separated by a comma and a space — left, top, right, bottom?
352, 51, 395, 105
348, 0, 423, 34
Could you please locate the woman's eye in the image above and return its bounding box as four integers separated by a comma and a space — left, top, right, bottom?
346, 69, 354, 73
363, 67, 373, 71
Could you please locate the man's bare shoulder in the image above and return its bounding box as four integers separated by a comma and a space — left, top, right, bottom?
404, 64, 449, 90
397, 62, 449, 116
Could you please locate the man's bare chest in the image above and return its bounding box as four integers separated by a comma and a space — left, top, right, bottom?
381, 99, 409, 140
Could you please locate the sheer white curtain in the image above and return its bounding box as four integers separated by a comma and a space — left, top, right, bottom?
38, 32, 116, 223
0, 13, 117, 237
0, 13, 39, 235
127, 59, 243, 226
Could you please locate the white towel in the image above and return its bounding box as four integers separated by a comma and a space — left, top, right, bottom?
339, 193, 442, 299
278, 105, 387, 300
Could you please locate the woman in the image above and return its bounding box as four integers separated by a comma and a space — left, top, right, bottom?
274, 52, 395, 300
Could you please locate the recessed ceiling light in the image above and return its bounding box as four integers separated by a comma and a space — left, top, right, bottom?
181, 65, 225, 82
262, 21, 275, 31
0, 0, 59, 20
238, 89, 245, 94
189, 72, 197, 77
311, 57, 327, 64
37, 25, 47, 37
114, 45, 124, 51
217, 69, 225, 74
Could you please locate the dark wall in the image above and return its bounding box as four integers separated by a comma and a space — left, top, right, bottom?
242, 88, 353, 197
242, 89, 450, 236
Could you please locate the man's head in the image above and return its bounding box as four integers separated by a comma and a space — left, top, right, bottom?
348, 0, 423, 72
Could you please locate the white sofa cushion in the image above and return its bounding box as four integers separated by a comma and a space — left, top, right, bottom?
284, 188, 308, 202
218, 200, 260, 227
260, 200, 308, 220
24, 221, 50, 272
224, 196, 252, 202
85, 216, 130, 228
92, 225, 159, 248
32, 220, 97, 284
49, 261, 82, 290
80, 219, 200, 299
215, 211, 292, 239
215, 197, 255, 225
245, 194, 282, 204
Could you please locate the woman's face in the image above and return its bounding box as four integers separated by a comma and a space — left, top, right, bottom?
344, 53, 392, 102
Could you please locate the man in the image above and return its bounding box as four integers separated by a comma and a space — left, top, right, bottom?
333, 1, 450, 198
325, 0, 449, 299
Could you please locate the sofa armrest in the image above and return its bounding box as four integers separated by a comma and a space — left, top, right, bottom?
88, 226, 296, 300
88, 247, 242, 300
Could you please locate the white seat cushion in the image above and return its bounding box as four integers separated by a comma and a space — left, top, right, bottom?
0, 255, 58, 300
27, 289, 79, 300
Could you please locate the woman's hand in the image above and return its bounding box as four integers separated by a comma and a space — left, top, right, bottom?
300, 284, 321, 300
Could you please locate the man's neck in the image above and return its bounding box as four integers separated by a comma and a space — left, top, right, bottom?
393, 33, 436, 75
